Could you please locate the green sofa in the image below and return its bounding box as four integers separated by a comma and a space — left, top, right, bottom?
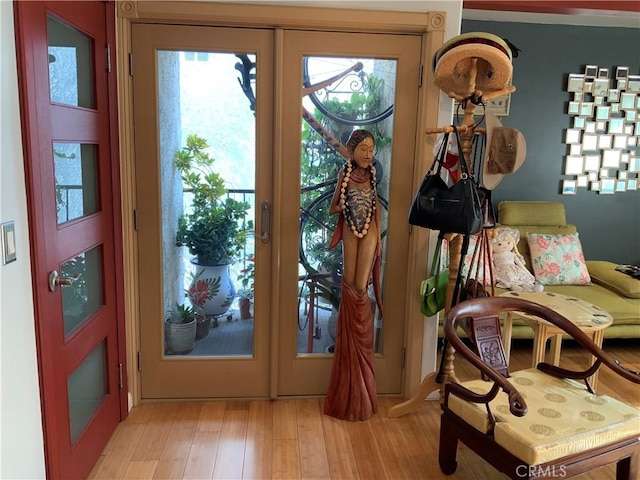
493, 201, 640, 339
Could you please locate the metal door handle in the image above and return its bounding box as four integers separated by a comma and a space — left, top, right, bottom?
48, 270, 81, 292
255, 200, 271, 243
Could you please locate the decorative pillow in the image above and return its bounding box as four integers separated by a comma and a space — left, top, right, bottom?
526, 233, 591, 285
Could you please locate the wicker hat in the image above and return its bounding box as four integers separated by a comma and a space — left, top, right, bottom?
433, 32, 513, 97
482, 114, 526, 190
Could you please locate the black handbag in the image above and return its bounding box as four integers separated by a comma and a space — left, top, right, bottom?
408, 128, 483, 235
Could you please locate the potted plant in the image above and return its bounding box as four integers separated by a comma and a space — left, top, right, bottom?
175, 134, 250, 316
165, 303, 197, 354
236, 256, 255, 319
186, 269, 217, 338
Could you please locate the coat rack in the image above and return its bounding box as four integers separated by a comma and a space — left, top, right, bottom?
388, 58, 515, 418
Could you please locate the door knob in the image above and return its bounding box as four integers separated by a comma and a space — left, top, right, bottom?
48, 270, 81, 292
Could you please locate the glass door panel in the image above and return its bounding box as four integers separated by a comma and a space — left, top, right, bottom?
61, 246, 104, 336
54, 143, 99, 224
158, 50, 257, 358
67, 341, 107, 443
47, 14, 95, 108
298, 56, 396, 355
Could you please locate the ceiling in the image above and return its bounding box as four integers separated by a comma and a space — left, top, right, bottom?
463, 1, 640, 28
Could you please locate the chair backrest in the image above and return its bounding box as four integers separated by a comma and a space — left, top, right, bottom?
443, 297, 640, 415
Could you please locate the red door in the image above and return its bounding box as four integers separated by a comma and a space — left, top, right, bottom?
14, 1, 126, 478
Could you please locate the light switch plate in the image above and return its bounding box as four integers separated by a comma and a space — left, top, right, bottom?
1, 221, 17, 264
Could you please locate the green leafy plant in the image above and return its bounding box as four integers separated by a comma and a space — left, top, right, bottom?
175, 134, 250, 266
166, 303, 197, 325
236, 256, 255, 298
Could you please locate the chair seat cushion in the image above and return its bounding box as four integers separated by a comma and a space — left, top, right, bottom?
448, 368, 640, 465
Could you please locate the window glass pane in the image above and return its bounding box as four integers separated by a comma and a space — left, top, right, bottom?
158, 50, 257, 357
298, 56, 396, 355
47, 15, 95, 108
54, 143, 99, 224
62, 246, 103, 336
67, 341, 106, 443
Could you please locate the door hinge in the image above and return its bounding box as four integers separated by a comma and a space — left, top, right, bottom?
106, 44, 112, 73
402, 347, 407, 368
133, 209, 138, 230
418, 64, 424, 88
118, 363, 123, 388
128, 52, 134, 77
137, 351, 142, 371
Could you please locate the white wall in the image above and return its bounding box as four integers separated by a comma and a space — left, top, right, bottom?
0, 1, 460, 477
0, 1, 47, 478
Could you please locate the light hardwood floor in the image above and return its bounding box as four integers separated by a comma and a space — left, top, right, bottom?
89, 340, 639, 480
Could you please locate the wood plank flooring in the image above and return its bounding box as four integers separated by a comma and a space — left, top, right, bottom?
89, 340, 639, 479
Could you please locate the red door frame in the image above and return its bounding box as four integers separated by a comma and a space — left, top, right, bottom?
13, 1, 127, 478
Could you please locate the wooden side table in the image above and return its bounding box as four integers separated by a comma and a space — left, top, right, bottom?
501, 291, 613, 391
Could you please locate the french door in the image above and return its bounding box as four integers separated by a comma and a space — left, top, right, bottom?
133, 24, 421, 398
133, 24, 274, 399
14, 1, 126, 478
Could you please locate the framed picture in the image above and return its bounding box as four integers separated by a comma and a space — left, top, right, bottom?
562, 180, 577, 195
627, 179, 637, 190
616, 66, 629, 79
613, 134, 628, 149
577, 175, 588, 188
627, 75, 640, 93
590, 181, 600, 191
593, 78, 609, 96
565, 128, 581, 144
579, 102, 594, 116
568, 101, 580, 115
595, 105, 610, 121
567, 74, 584, 93
569, 144, 582, 155
615, 180, 626, 192
600, 178, 615, 194
565, 155, 584, 175
584, 154, 600, 171
598, 67, 609, 79
620, 92, 636, 109
602, 149, 621, 168
609, 117, 624, 135
598, 134, 612, 149
582, 133, 598, 151
584, 65, 598, 79
455, 94, 511, 117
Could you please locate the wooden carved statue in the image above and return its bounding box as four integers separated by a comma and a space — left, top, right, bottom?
324, 129, 383, 422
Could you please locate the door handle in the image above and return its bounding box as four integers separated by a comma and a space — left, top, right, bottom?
255, 200, 271, 243
48, 270, 81, 292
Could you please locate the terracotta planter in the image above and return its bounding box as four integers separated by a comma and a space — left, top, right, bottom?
195, 315, 210, 340
239, 296, 252, 319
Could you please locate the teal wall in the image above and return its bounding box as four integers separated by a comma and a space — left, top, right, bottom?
462, 20, 640, 265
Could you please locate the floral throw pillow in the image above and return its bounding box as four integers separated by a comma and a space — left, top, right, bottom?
526, 233, 591, 285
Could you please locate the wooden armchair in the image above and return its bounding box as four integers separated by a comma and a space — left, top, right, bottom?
440, 296, 640, 480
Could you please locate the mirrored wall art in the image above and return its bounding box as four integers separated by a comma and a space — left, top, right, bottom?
563, 65, 640, 194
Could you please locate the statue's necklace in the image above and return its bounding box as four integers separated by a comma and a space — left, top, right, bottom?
339, 160, 377, 239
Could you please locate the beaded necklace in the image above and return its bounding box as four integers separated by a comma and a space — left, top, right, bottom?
339, 160, 377, 239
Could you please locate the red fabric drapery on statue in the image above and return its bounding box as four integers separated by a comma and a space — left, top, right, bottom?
323, 281, 378, 421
